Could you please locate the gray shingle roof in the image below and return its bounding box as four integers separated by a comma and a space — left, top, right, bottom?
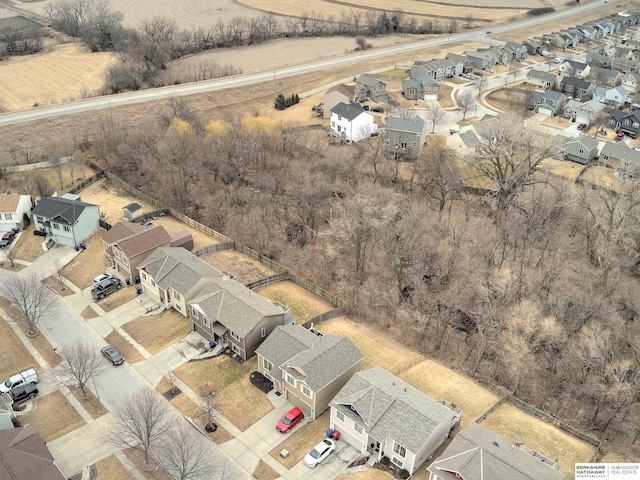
427, 423, 565, 480
330, 102, 366, 121
567, 134, 598, 151
256, 325, 363, 391
139, 247, 223, 293
330, 367, 455, 452
189, 278, 284, 337
115, 226, 171, 258
601, 141, 640, 164
527, 69, 556, 84
32, 197, 97, 225
386, 116, 425, 135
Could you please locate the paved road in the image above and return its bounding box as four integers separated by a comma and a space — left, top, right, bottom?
0, 0, 606, 127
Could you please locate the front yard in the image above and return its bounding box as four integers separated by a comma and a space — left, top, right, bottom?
269, 410, 330, 469
0, 310, 38, 381
122, 310, 190, 355
61, 228, 109, 288
16, 390, 86, 441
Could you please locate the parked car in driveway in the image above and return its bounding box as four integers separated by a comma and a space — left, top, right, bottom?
616, 131, 625, 142
0, 231, 16, 248
10, 383, 38, 403
101, 345, 124, 365
303, 438, 336, 468
91, 277, 122, 299
276, 407, 304, 433
577, 123, 587, 131
93, 272, 114, 285
0, 368, 38, 393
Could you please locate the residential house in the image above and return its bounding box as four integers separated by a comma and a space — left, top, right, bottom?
609, 45, 633, 58
411, 62, 445, 83
612, 57, 639, 74
523, 39, 542, 55
138, 247, 287, 360
578, 25, 597, 41
563, 99, 583, 120
445, 53, 473, 73
609, 109, 640, 135
0, 425, 66, 479
384, 116, 428, 160
427, 423, 565, 480
526, 69, 557, 89
587, 51, 613, 68
484, 46, 510, 65
256, 324, 363, 419
330, 367, 461, 475
564, 135, 599, 165
592, 86, 607, 103
322, 83, 356, 119
107, 224, 171, 278
622, 72, 640, 92
631, 49, 640, 63
402, 77, 439, 101
576, 98, 605, 124
530, 90, 567, 116
559, 60, 590, 78
464, 50, 493, 70
544, 33, 570, 49
329, 102, 378, 143
559, 76, 594, 99
355, 75, 388, 103
32, 195, 100, 247
590, 66, 621, 87
504, 41, 529, 61
101, 220, 145, 263
600, 140, 640, 170
0, 194, 31, 230
604, 85, 629, 107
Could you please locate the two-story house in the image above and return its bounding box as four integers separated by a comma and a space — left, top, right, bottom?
559, 76, 594, 99
526, 69, 557, 90
559, 60, 590, 79
384, 116, 428, 160
322, 83, 356, 119
564, 135, 599, 165
609, 109, 640, 136
464, 50, 493, 70
402, 77, 439, 102
504, 41, 529, 61
106, 224, 171, 278
576, 98, 605, 125
256, 325, 363, 419
32, 195, 100, 247
590, 66, 621, 87
523, 39, 542, 56
0, 194, 31, 230
530, 90, 567, 116
355, 74, 388, 103
427, 423, 565, 480
330, 367, 461, 475
621, 72, 640, 93
600, 140, 640, 170
587, 51, 613, 69
604, 85, 629, 107
330, 102, 377, 143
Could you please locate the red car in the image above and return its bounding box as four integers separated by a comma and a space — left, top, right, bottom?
577, 123, 587, 130
276, 407, 304, 433
616, 132, 625, 142
627, 132, 637, 139
0, 231, 16, 248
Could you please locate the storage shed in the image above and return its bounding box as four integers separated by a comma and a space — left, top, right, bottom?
122, 202, 142, 220
170, 230, 194, 251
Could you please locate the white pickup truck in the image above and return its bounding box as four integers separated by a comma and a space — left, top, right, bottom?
0, 368, 38, 393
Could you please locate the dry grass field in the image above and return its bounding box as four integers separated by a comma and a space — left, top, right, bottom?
481, 402, 596, 479
0, 312, 38, 382
200, 249, 275, 284
541, 158, 585, 183
95, 455, 133, 480
0, 42, 115, 112
18, 390, 86, 441
337, 470, 394, 480
580, 165, 622, 192
122, 310, 191, 355
256, 281, 334, 324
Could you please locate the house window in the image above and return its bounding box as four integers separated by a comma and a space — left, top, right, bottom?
4, 214, 11, 220
142, 272, 147, 280
286, 374, 295, 386
336, 410, 345, 422
579, 149, 584, 154
302, 385, 312, 397
123, 256, 129, 265
174, 291, 181, 301
53, 223, 60, 230
151, 280, 156, 287
37, 216, 43, 222
232, 344, 240, 354
331, 121, 335, 128
114, 250, 120, 259
401, 142, 408, 148
354, 423, 363, 434
230, 331, 240, 340
175, 304, 182, 311
603, 155, 609, 160
263, 359, 272, 371
63, 226, 70, 232
202, 316, 210, 326
634, 122, 640, 128
191, 308, 199, 319
624, 119, 630, 125
338, 115, 342, 121
413, 142, 417, 147
393, 442, 407, 458
261, 327, 266, 338
392, 457, 404, 468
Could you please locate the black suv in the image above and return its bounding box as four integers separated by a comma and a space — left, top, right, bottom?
10, 383, 38, 403
91, 277, 122, 300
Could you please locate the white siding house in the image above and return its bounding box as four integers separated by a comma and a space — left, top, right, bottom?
329, 102, 378, 143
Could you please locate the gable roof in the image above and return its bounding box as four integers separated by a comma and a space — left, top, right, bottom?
579, 98, 604, 112
330, 102, 366, 121
0, 425, 65, 480
623, 72, 640, 81
539, 90, 565, 102
102, 221, 146, 245
114, 226, 171, 258
611, 109, 640, 123
561, 76, 592, 90
608, 85, 628, 97
139, 247, 223, 293
428, 423, 565, 480
386, 116, 426, 135
0, 195, 26, 213
32, 197, 97, 225
527, 69, 556, 83
564, 60, 588, 71
330, 367, 455, 452
189, 278, 283, 337
325, 83, 355, 98
566, 134, 598, 151
601, 141, 640, 164
256, 324, 317, 372
123, 202, 142, 213
357, 74, 385, 88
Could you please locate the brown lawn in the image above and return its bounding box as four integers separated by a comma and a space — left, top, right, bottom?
252, 460, 280, 480
122, 448, 171, 480
337, 470, 394, 480
95, 455, 133, 480
95, 286, 138, 312
256, 281, 334, 324
0, 262, 26, 272
480, 402, 596, 480
200, 249, 275, 284
1, 164, 85, 196
70, 386, 106, 419
122, 310, 190, 355
10, 224, 46, 262
269, 411, 330, 469
439, 85, 455, 108
542, 116, 573, 130
580, 166, 622, 193
43, 276, 74, 296
61, 228, 110, 288
81, 305, 100, 320
0, 42, 115, 112
106, 330, 145, 364
541, 158, 584, 184
319, 317, 423, 374
17, 390, 86, 441
0, 313, 38, 381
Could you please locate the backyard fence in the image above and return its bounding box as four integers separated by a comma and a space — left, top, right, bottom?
302, 307, 348, 329
245, 272, 290, 290
193, 242, 235, 257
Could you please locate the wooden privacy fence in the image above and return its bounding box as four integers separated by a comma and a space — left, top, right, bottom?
245, 272, 290, 290
302, 307, 348, 328
193, 242, 235, 257
68, 171, 104, 195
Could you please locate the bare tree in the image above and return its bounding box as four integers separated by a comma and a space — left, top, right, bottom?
474, 76, 488, 94
464, 14, 474, 29
111, 386, 172, 469
53, 257, 66, 291
0, 272, 58, 336
198, 382, 217, 432
154, 423, 224, 480
457, 89, 477, 120
425, 104, 446, 133
57, 338, 105, 400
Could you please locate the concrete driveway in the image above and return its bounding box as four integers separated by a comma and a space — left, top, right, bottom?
284, 439, 360, 480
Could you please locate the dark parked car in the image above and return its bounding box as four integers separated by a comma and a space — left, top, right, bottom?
0, 231, 16, 248
10, 383, 38, 403
101, 345, 124, 365
91, 278, 122, 300
276, 407, 304, 433
370, 105, 384, 113
577, 123, 587, 131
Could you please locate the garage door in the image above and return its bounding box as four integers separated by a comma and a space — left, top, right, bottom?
537, 105, 553, 116
192, 321, 210, 341
285, 390, 313, 418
